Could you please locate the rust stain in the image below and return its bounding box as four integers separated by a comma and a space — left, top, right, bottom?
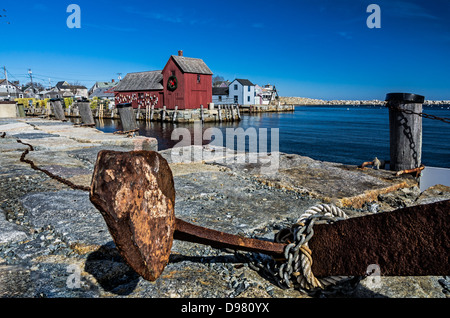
338, 181, 410, 208
70, 242, 101, 255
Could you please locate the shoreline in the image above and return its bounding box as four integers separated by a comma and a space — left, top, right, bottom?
279, 96, 450, 106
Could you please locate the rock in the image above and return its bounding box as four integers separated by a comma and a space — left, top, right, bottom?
378, 186, 421, 209
416, 184, 450, 205
20, 190, 110, 246
0, 265, 32, 297
0, 208, 28, 244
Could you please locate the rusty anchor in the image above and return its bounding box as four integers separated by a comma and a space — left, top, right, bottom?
89, 150, 449, 282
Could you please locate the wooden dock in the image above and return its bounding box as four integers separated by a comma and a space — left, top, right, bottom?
24, 103, 295, 123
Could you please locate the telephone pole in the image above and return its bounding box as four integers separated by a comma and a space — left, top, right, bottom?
4, 66, 10, 99
28, 69, 34, 94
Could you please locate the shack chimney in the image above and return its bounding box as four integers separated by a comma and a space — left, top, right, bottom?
178, 50, 183, 56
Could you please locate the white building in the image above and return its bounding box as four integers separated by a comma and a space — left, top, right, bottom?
212, 87, 234, 104
55, 81, 88, 99
0, 79, 23, 100
229, 79, 255, 105
255, 84, 278, 105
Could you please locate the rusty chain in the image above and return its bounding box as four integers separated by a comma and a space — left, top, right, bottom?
249, 204, 364, 295
1, 131, 89, 192
386, 102, 450, 124
16, 138, 91, 192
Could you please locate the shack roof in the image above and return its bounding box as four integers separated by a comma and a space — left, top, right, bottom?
55, 81, 87, 89
171, 55, 213, 75
234, 79, 255, 86
212, 87, 229, 95
114, 71, 163, 91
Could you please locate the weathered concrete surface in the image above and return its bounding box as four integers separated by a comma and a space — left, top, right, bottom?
0, 118, 449, 298
0, 208, 28, 244
210, 151, 418, 208
0, 102, 18, 118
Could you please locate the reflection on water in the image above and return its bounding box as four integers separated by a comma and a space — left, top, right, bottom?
89, 105, 449, 169
93, 113, 277, 151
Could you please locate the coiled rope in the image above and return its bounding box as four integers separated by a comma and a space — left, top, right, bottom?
250, 203, 362, 294
276, 204, 351, 290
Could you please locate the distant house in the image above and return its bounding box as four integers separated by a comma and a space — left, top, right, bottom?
219, 80, 231, 88
255, 84, 278, 105
114, 51, 213, 110
90, 87, 115, 100
211, 78, 258, 105
88, 80, 117, 97
212, 87, 233, 104
228, 79, 255, 105
22, 86, 39, 99
39, 87, 62, 99
0, 79, 23, 100
55, 81, 88, 98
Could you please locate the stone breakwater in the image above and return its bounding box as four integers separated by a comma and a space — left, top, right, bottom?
279, 96, 450, 106
0, 118, 449, 298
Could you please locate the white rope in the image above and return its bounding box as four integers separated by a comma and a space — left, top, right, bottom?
279, 204, 352, 291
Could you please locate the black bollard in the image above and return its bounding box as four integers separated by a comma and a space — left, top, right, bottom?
386, 93, 424, 171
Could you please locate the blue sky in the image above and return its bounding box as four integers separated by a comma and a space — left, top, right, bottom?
0, 0, 449, 100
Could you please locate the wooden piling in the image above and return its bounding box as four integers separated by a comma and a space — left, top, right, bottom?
16, 104, 25, 117
173, 105, 178, 122
99, 102, 104, 119
78, 101, 95, 126
137, 103, 141, 120
50, 99, 66, 121
162, 106, 166, 122
386, 93, 424, 171
117, 103, 138, 132
150, 104, 154, 122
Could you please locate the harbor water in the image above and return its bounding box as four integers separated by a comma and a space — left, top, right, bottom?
93, 105, 450, 190
95, 105, 449, 165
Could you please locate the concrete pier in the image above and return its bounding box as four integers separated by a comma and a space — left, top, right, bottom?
0, 117, 449, 298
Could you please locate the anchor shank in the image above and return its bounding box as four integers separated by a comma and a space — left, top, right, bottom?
174, 218, 286, 257
309, 200, 450, 277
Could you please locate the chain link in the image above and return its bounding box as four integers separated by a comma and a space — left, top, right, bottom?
387, 102, 450, 124
249, 204, 364, 296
